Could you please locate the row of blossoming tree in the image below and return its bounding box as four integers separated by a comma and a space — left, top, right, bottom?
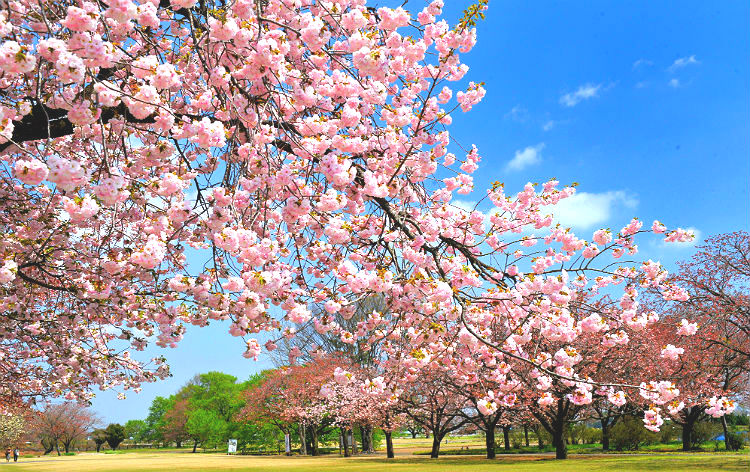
238, 234, 749, 459
0, 0, 746, 460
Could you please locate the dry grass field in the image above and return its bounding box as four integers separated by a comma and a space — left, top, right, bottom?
4, 450, 748, 472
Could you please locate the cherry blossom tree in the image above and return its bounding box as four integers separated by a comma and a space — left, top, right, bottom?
625, 316, 741, 451
0, 0, 707, 447
673, 232, 750, 365
162, 399, 190, 449
399, 369, 470, 458
32, 402, 100, 455
239, 358, 341, 455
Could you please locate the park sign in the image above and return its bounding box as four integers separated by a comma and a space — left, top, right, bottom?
227, 439, 237, 454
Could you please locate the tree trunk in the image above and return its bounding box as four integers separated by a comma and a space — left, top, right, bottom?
367, 426, 374, 453
524, 425, 529, 447
56, 442, 61, 456
552, 426, 567, 459
601, 421, 610, 451
192, 440, 198, 453
310, 425, 319, 456
430, 433, 442, 458
385, 431, 394, 458
721, 415, 730, 451
42, 439, 54, 455
682, 421, 693, 451
341, 428, 350, 457
299, 424, 307, 455
503, 426, 510, 451
410, 429, 418, 439
95, 443, 101, 453
485, 426, 496, 459
176, 440, 181, 448
358, 425, 368, 453
351, 429, 358, 455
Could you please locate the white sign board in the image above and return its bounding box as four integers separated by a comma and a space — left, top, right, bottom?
285, 433, 291, 454
227, 439, 237, 454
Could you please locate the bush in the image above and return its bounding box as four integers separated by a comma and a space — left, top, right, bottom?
610, 416, 649, 451
726, 414, 749, 427
535, 428, 551, 448
510, 431, 524, 449
726, 431, 746, 451
579, 426, 601, 445
691, 421, 722, 448
657, 422, 678, 444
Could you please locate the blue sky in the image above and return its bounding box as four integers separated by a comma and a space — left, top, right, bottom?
91, 1, 749, 424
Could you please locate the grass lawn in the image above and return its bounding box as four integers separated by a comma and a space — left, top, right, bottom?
7, 452, 749, 472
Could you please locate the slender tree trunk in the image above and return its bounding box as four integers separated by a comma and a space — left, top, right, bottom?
430, 433, 442, 458
176, 440, 181, 448
358, 425, 368, 453
524, 425, 529, 447
310, 425, 319, 456
351, 428, 358, 455
63, 441, 70, 454
95, 443, 101, 453
503, 426, 510, 451
537, 426, 544, 448
485, 426, 496, 459
56, 441, 61, 456
367, 426, 374, 453
341, 428, 350, 457
192, 440, 197, 453
721, 415, 730, 450
385, 431, 394, 458
601, 420, 610, 451
299, 424, 307, 455
410, 429, 417, 439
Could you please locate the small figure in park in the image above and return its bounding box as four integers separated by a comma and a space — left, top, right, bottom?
13, 448, 19, 462
4, 448, 10, 462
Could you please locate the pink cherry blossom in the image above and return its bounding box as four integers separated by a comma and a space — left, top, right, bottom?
14, 159, 48, 186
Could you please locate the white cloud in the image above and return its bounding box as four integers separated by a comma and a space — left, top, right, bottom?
635, 81, 649, 89
668, 78, 680, 88
632, 58, 653, 69
542, 120, 557, 131
549, 190, 638, 230
505, 105, 530, 122
506, 143, 545, 171
668, 55, 700, 72
560, 83, 603, 107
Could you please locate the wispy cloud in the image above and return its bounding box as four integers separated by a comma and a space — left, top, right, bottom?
668, 78, 681, 88
632, 58, 653, 70
668, 55, 700, 72
560, 83, 603, 107
542, 120, 557, 131
550, 190, 638, 230
506, 143, 545, 172
504, 105, 530, 122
